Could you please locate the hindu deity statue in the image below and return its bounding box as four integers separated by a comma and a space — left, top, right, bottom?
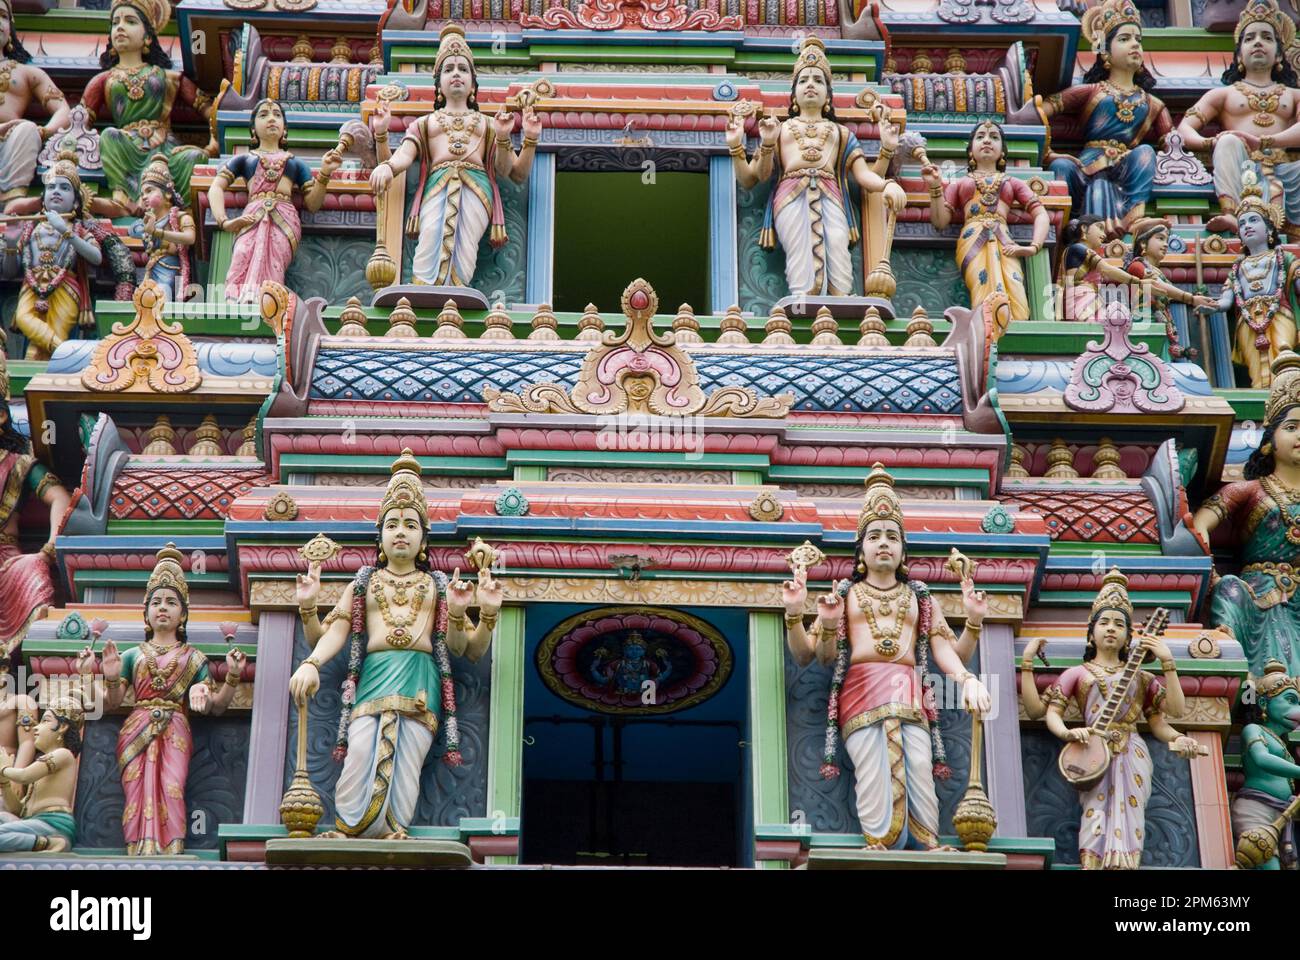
1177, 0, 1300, 235
75, 544, 246, 855
138, 158, 194, 302
1198, 171, 1299, 388
208, 99, 341, 302
289, 449, 502, 838
0, 0, 70, 212
1233, 661, 1300, 869
1194, 351, 1300, 676
0, 697, 82, 853
3, 150, 101, 360
782, 463, 990, 851
1038, 568, 1206, 869
1123, 217, 1216, 357
1007, 0, 1173, 238
921, 120, 1049, 323
0, 353, 70, 653
727, 36, 906, 298
81, 0, 216, 214
369, 25, 539, 289
591, 632, 671, 695
1057, 213, 1147, 322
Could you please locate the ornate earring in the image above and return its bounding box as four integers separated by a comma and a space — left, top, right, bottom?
1101, 53, 1111, 70
417, 547, 427, 564
1262, 442, 1274, 456
856, 560, 867, 574
378, 547, 387, 564
143, 38, 151, 52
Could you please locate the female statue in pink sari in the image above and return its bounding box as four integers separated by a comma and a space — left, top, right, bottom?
207, 99, 340, 302
77, 544, 246, 855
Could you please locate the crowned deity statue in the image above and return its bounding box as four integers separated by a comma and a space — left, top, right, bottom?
0, 0, 71, 213
2, 149, 102, 360
727, 36, 907, 300
1007, 0, 1173, 239
1198, 170, 1299, 388
1233, 661, 1300, 869
0, 696, 82, 853
782, 464, 990, 851
368, 25, 539, 290
138, 158, 194, 302
1123, 217, 1216, 358
1194, 351, 1300, 677
208, 99, 342, 302
289, 449, 503, 839
1177, 0, 1300, 235
75, 544, 246, 855
921, 120, 1049, 323
81, 0, 216, 215
1025, 569, 1205, 870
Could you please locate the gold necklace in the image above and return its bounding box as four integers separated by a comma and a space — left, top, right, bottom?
435, 109, 480, 158
1235, 81, 1282, 127
1102, 81, 1141, 123
110, 63, 152, 101
972, 171, 1006, 209
143, 639, 181, 690
370, 572, 430, 648
0, 59, 14, 99
852, 581, 908, 657
790, 118, 832, 163
1261, 474, 1300, 546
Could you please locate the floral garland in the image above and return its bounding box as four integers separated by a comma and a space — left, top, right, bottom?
429, 570, 463, 766
820, 579, 951, 781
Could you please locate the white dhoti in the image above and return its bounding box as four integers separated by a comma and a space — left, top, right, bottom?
410, 163, 492, 287
0, 119, 42, 197
844, 717, 941, 850
333, 712, 434, 837
1213, 135, 1300, 225
772, 171, 855, 297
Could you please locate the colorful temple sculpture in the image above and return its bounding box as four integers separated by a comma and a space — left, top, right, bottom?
0, 0, 1297, 874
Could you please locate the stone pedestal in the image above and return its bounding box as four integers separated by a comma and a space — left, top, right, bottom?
773, 295, 895, 321
264, 838, 474, 868
806, 848, 1007, 870
371, 285, 490, 311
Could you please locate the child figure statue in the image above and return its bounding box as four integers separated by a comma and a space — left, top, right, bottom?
0, 698, 83, 853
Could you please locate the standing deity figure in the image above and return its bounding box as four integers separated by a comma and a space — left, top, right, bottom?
369, 25, 539, 289
727, 36, 906, 298
289, 450, 503, 838
1040, 569, 1205, 870
1177, 0, 1300, 235
1198, 171, 1299, 388
1123, 218, 1215, 358
0, 697, 82, 853
1008, 0, 1172, 239
2, 150, 102, 360
208, 99, 341, 302
1233, 661, 1300, 869
783, 463, 990, 851
0, 0, 71, 212
1194, 351, 1300, 676
921, 120, 1049, 322
138, 158, 194, 301
1056, 213, 1151, 322
75, 544, 246, 855
81, 0, 216, 214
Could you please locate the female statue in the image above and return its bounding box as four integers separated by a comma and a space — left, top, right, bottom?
1124, 217, 1215, 357
138, 158, 194, 302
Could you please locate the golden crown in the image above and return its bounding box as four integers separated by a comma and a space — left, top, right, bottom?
141, 157, 175, 193
146, 542, 190, 605
43, 147, 83, 195
858, 462, 904, 538
1235, 0, 1296, 49
1091, 566, 1134, 619
1265, 350, 1300, 425
1082, 0, 1142, 50
110, 0, 170, 35
1239, 169, 1283, 229
794, 35, 833, 82
379, 448, 429, 526
434, 23, 475, 75
1255, 660, 1300, 700
48, 694, 86, 727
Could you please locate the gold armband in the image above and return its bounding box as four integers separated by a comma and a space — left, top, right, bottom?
728, 144, 747, 159
42, 755, 58, 774
313, 168, 330, 186
964, 620, 982, 636
479, 610, 499, 630
1160, 658, 1177, 673
522, 136, 539, 150
783, 612, 803, 629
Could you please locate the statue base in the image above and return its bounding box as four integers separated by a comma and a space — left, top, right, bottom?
371, 284, 491, 312
773, 295, 895, 321
807, 848, 1007, 870
264, 837, 474, 868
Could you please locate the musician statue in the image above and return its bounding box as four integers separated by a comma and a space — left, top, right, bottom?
1041, 569, 1206, 869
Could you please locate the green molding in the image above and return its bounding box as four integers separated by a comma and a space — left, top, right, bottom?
94, 297, 272, 338
106, 520, 228, 535
1216, 389, 1266, 423
1152, 198, 1212, 215
749, 610, 789, 870
277, 453, 510, 475
485, 606, 525, 866
513, 465, 548, 482
767, 465, 988, 494
219, 126, 344, 150
906, 137, 1038, 163
1047, 542, 1165, 556
998, 320, 1166, 354
505, 450, 770, 470
1037, 589, 1192, 607
1079, 28, 1233, 52
1025, 249, 1055, 323
733, 470, 764, 485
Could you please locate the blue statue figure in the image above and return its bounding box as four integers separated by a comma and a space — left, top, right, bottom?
591, 632, 672, 696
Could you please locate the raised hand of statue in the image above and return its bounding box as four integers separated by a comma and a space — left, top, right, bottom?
1137, 632, 1173, 665
189, 682, 211, 715
141, 210, 158, 238
920, 162, 943, 191
101, 639, 121, 680
878, 118, 900, 153
320, 148, 344, 177
295, 560, 321, 609
817, 580, 845, 627
961, 675, 992, 715
724, 114, 745, 150
1022, 636, 1047, 665
45, 208, 69, 235
447, 566, 474, 617
476, 565, 503, 616
370, 98, 392, 137
758, 116, 780, 146
782, 564, 808, 616
75, 644, 98, 676
1169, 735, 1209, 759
225, 647, 247, 682
521, 104, 542, 141
492, 109, 517, 143
960, 576, 987, 627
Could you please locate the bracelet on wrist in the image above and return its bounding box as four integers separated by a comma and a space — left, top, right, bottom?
224, 672, 242, 687
728, 144, 747, 159
1020, 660, 1034, 670
964, 620, 983, 635
522, 136, 539, 149
1160, 659, 1177, 672
303, 656, 321, 672
783, 612, 803, 628
758, 142, 774, 154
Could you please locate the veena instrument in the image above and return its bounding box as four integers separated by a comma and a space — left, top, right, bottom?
1057, 607, 1170, 792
